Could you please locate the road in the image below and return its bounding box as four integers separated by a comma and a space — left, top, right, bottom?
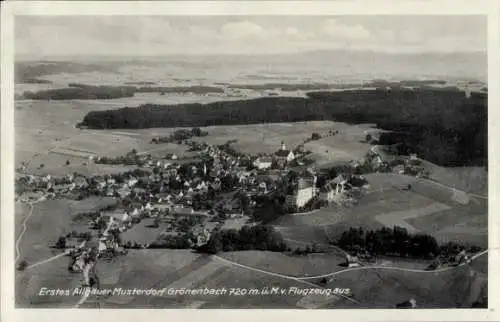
213, 249, 487, 307
14, 197, 46, 263
214, 250, 488, 282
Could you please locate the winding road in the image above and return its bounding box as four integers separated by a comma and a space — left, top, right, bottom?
15, 197, 46, 263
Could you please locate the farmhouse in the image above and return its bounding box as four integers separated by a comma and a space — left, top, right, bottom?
190, 226, 212, 247
321, 174, 351, 203
74, 176, 89, 188
345, 254, 360, 268
369, 145, 396, 168
395, 298, 417, 309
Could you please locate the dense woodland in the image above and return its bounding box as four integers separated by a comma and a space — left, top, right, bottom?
198, 225, 287, 254
79, 88, 487, 167
19, 83, 225, 100
227, 79, 452, 91
336, 226, 482, 260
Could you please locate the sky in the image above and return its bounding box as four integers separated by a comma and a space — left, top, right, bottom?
15, 15, 486, 57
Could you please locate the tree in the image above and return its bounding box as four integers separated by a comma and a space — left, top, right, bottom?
17, 260, 28, 271
191, 127, 202, 137
206, 232, 223, 254
365, 133, 372, 142
66, 160, 70, 165
55, 236, 67, 249
311, 132, 322, 141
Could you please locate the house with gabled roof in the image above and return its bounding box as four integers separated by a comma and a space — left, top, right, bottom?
253, 156, 273, 170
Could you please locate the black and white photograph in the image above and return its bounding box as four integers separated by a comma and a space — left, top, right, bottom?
1, 1, 496, 319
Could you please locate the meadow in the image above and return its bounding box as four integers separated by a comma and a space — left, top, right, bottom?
271, 173, 487, 247
15, 100, 192, 176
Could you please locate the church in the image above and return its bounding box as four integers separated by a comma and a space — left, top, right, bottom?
274, 141, 295, 163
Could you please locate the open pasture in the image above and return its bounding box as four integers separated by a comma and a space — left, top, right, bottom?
363, 173, 479, 207
219, 251, 346, 278
15, 253, 81, 308
120, 220, 167, 245
418, 159, 488, 196
324, 262, 487, 309
304, 123, 374, 164
177, 121, 375, 156
374, 203, 451, 234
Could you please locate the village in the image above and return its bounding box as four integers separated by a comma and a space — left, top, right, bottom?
15, 127, 444, 289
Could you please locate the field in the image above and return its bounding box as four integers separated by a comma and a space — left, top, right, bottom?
323, 262, 487, 308
79, 249, 343, 309
15, 197, 115, 265
180, 121, 374, 158
219, 251, 346, 278
16, 253, 82, 308
418, 159, 488, 196
78, 248, 487, 309
15, 100, 192, 176
271, 173, 488, 247
120, 220, 167, 245
303, 123, 376, 164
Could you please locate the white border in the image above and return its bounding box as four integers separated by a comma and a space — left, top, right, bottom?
1, 1, 498, 322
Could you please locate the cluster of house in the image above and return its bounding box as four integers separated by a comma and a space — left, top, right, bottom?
66, 241, 99, 287
17, 173, 90, 197
253, 141, 296, 170
366, 145, 428, 177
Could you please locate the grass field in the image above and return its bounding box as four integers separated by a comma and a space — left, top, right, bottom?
303, 123, 375, 164
16, 197, 115, 265
323, 263, 487, 308
16, 254, 82, 308
120, 220, 167, 245
219, 251, 346, 278
176, 121, 375, 157
15, 100, 191, 176
418, 159, 488, 196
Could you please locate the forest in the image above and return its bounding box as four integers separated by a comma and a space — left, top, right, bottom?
336, 226, 482, 260
198, 225, 287, 254
19, 83, 224, 100
78, 88, 487, 167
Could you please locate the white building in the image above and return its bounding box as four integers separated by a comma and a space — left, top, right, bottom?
253, 157, 273, 170
321, 174, 351, 203
289, 176, 317, 209
128, 178, 138, 187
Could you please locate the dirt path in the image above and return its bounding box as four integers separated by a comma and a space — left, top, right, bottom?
25, 252, 68, 270
15, 197, 46, 263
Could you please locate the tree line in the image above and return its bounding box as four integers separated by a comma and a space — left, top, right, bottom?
198, 225, 287, 254
78, 88, 487, 167
150, 127, 208, 144
20, 83, 224, 100
336, 226, 482, 260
